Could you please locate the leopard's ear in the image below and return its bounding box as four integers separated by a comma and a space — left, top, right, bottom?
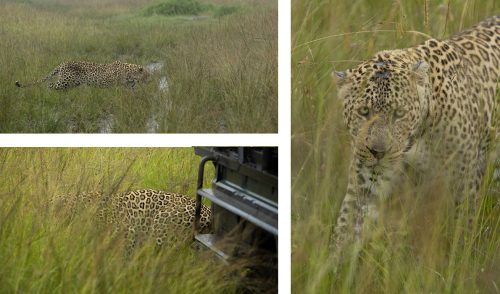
333, 70, 352, 100
333, 70, 351, 88
333, 70, 346, 79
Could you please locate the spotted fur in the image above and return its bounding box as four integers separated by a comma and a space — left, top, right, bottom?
51, 189, 211, 253
332, 16, 500, 259
15, 61, 149, 90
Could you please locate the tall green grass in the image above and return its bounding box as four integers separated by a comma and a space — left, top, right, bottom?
292, 0, 499, 292
0, 148, 253, 293
0, 0, 277, 133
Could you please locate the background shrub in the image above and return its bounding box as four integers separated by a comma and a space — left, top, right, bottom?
144, 0, 206, 16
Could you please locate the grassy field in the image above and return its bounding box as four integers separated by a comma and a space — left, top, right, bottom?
292, 0, 499, 293
0, 148, 261, 293
0, 0, 277, 133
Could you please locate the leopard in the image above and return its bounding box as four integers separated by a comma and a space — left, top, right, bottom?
15, 61, 150, 90
51, 189, 211, 254
331, 16, 500, 263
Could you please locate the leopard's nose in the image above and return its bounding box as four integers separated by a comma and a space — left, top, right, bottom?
367, 146, 385, 159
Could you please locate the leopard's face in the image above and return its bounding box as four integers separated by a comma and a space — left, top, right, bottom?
335, 52, 431, 166
122, 64, 151, 85
132, 65, 150, 82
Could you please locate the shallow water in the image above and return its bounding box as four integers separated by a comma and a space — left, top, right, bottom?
159, 76, 169, 92
146, 114, 159, 133
218, 117, 228, 133
147, 61, 169, 93
146, 61, 164, 73
98, 113, 113, 133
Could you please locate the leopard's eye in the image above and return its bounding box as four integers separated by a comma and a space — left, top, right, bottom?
394, 108, 406, 119
357, 106, 370, 117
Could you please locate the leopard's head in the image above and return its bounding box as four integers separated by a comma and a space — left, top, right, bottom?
132, 65, 151, 83
334, 50, 430, 166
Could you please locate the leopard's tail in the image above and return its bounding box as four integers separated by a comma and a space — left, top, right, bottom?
15, 67, 59, 88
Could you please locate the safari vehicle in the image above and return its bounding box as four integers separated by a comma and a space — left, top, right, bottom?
193, 147, 278, 277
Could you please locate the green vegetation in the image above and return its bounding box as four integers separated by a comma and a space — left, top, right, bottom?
292, 0, 499, 293
143, 0, 240, 18
213, 5, 240, 18
0, 0, 277, 133
143, 0, 206, 17
0, 148, 255, 293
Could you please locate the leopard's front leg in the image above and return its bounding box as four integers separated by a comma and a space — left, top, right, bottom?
330, 157, 394, 265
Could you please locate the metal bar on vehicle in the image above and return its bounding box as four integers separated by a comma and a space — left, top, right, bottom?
194, 155, 217, 235
198, 188, 278, 236
194, 234, 230, 263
